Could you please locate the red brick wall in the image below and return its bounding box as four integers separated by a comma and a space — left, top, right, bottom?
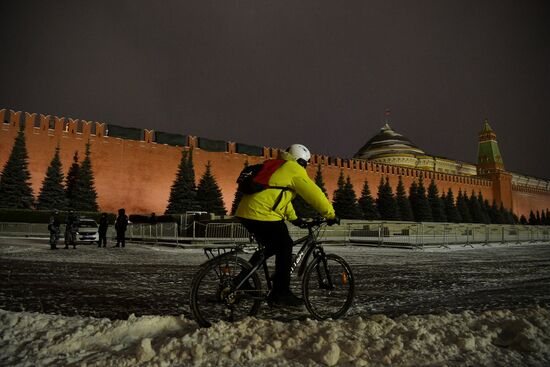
512, 188, 550, 219
1, 109, 547, 217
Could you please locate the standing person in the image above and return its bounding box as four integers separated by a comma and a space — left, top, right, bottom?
98, 212, 108, 248
48, 209, 61, 250
64, 209, 79, 249
115, 208, 128, 248
235, 144, 338, 307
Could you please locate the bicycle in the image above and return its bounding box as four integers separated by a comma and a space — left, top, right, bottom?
189, 218, 355, 327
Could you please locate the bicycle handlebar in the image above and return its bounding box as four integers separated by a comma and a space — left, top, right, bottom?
295, 217, 340, 229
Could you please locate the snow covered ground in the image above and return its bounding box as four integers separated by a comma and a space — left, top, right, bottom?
1, 238, 550, 366
2, 307, 549, 366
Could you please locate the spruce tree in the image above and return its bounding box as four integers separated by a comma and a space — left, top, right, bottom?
444, 188, 461, 223
489, 200, 503, 224
483, 199, 498, 224
65, 151, 80, 209
520, 214, 528, 225
332, 171, 360, 219
37, 146, 67, 210
414, 176, 432, 222
500, 204, 514, 225
332, 171, 346, 218
344, 176, 362, 219
196, 161, 227, 215
395, 176, 413, 221
230, 161, 248, 215
528, 210, 536, 225
456, 190, 472, 223
468, 191, 484, 223
540, 210, 547, 226
71, 142, 99, 212
165, 149, 199, 214
511, 211, 519, 224
358, 179, 379, 220
536, 210, 542, 225
477, 192, 490, 224
314, 164, 328, 197
376, 177, 398, 220
0, 129, 34, 209
427, 179, 446, 222
409, 180, 419, 220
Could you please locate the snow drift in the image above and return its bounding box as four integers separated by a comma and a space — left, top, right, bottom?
1, 307, 549, 366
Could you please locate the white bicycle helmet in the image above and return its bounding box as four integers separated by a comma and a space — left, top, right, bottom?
286, 143, 311, 168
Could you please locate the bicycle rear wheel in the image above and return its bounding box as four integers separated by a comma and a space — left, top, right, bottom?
190, 254, 262, 327
302, 253, 354, 320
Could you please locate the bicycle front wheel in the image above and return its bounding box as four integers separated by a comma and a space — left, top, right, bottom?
190, 254, 262, 328
302, 253, 354, 320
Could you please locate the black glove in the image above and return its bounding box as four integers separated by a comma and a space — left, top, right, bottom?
291, 218, 307, 228
326, 217, 340, 226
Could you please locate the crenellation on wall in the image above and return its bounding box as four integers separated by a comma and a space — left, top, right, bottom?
52, 117, 63, 135
39, 115, 51, 131
513, 185, 550, 194
66, 118, 78, 135
81, 120, 93, 137
23, 112, 35, 132
143, 129, 154, 143
23, 112, 38, 129
188, 135, 198, 148
9, 110, 22, 128
95, 122, 105, 138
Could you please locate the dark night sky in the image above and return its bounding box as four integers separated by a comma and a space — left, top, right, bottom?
1, 1, 549, 178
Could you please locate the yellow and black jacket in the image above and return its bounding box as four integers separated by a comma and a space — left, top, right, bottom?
235, 152, 336, 222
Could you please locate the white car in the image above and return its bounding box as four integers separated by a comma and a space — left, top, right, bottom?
77, 218, 100, 244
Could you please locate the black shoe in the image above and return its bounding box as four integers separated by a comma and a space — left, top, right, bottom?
267, 291, 304, 308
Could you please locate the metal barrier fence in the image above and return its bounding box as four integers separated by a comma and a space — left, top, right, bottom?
126, 222, 179, 242
126, 222, 251, 244
2, 221, 549, 249
0, 222, 50, 236
344, 221, 550, 248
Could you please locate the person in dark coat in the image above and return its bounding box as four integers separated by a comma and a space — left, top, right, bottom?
98, 212, 108, 248
114, 208, 128, 248
48, 209, 61, 250
64, 210, 79, 249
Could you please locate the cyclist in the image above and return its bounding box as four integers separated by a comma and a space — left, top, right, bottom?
235, 143, 338, 307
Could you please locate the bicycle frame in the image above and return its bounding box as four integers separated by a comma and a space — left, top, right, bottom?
212, 223, 327, 294
290, 225, 325, 278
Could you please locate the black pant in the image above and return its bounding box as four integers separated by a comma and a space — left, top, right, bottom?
116, 230, 126, 247
239, 219, 294, 294
98, 231, 107, 247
